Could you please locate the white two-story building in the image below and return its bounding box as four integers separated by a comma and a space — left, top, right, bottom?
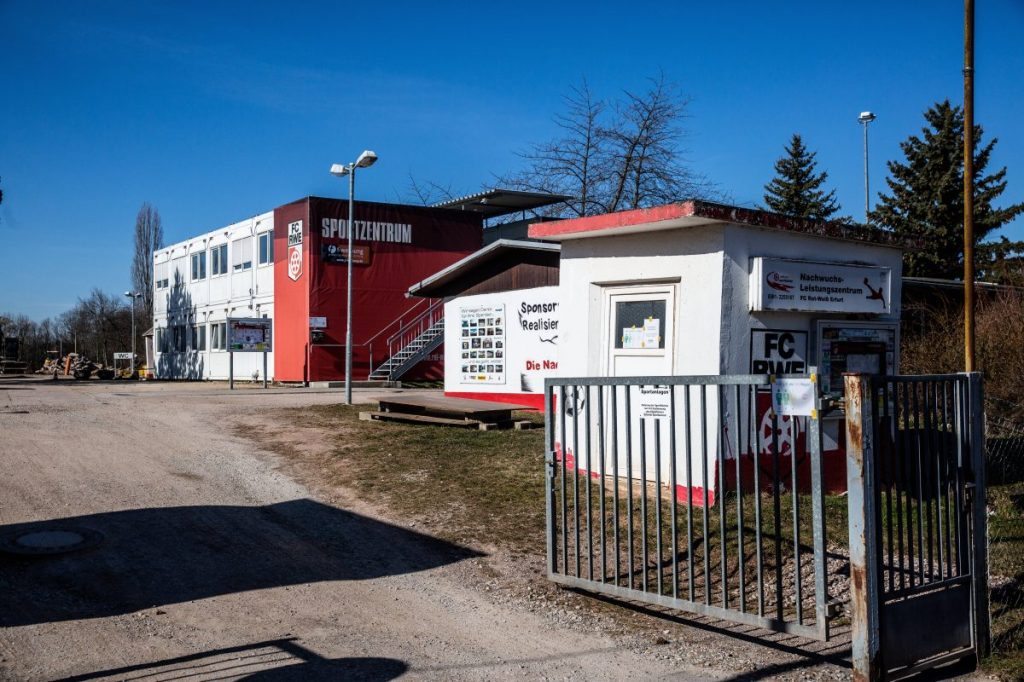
153, 211, 276, 381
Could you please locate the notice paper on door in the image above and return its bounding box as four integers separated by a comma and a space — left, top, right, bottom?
622, 327, 643, 349
643, 317, 660, 348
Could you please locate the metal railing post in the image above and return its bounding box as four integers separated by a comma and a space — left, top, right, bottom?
845, 373, 882, 682
545, 380, 557, 575
809, 367, 829, 641
967, 371, 990, 660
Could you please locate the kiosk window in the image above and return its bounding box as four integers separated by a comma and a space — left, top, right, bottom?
615, 300, 666, 349
846, 353, 880, 374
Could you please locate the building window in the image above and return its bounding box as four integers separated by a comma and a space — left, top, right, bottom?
172, 325, 187, 353
258, 232, 274, 265
191, 252, 206, 281
155, 262, 169, 290
191, 325, 206, 351
211, 244, 228, 276
233, 236, 253, 272
210, 322, 226, 350
614, 299, 667, 349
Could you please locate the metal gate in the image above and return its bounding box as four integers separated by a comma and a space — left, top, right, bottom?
845, 373, 988, 680
543, 373, 832, 641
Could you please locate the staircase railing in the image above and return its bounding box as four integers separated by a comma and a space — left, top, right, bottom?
380, 298, 446, 373
356, 297, 445, 377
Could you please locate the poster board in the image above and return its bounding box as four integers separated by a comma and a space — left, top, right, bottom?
445, 287, 560, 399
227, 318, 273, 352
815, 320, 898, 397
459, 303, 505, 384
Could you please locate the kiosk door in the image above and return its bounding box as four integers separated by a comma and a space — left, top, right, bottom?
604, 285, 675, 378
603, 285, 676, 482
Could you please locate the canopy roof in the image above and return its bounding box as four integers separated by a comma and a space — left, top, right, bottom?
434, 189, 572, 219
408, 239, 559, 298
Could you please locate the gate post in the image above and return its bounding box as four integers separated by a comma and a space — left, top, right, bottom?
544, 381, 558, 577
967, 372, 990, 660
845, 374, 883, 682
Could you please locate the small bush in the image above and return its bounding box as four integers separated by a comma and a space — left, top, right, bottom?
902, 290, 1024, 421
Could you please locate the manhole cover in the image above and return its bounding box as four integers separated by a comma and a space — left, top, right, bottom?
0, 526, 104, 556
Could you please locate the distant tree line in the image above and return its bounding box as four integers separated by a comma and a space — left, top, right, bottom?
1, 203, 162, 372
1, 289, 136, 371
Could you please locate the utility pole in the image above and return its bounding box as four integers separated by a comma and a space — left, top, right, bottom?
963, 0, 976, 372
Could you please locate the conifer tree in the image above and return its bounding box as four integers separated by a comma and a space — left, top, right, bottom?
870, 100, 1024, 279
762, 134, 841, 220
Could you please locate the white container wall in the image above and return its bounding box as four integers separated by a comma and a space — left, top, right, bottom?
152, 211, 276, 380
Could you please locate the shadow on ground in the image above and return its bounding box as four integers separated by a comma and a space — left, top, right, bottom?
54, 638, 408, 682
0, 498, 482, 627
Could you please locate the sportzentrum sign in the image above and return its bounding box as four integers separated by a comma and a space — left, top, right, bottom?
749, 257, 892, 314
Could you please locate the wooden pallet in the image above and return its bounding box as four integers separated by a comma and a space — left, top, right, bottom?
361, 394, 535, 431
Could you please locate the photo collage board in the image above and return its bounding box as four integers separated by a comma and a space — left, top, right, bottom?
460, 303, 505, 384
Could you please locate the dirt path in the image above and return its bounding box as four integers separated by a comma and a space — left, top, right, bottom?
0, 378, 722, 681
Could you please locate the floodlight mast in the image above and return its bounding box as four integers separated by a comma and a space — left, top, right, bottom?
858, 112, 877, 222
328, 150, 378, 404
123, 291, 142, 375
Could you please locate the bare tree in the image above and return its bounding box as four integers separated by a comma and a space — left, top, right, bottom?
499, 75, 719, 218
131, 202, 163, 321
63, 289, 132, 365
405, 174, 459, 206
500, 80, 605, 218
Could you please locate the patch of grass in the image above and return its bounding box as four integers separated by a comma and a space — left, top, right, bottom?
987, 481, 1024, 679
280, 404, 548, 553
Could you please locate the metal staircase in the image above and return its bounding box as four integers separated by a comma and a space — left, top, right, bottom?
368, 319, 444, 381
366, 298, 446, 381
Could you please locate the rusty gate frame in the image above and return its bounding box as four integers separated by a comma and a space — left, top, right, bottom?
844, 372, 988, 681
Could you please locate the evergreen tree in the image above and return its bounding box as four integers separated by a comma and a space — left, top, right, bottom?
762, 134, 841, 220
870, 100, 1024, 279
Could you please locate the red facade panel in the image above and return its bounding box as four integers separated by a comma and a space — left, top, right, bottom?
274, 197, 481, 382
273, 199, 312, 382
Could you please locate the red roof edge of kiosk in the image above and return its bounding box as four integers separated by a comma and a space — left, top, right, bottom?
528, 200, 907, 250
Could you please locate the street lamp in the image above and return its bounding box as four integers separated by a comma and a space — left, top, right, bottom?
123, 291, 143, 376
330, 149, 378, 405
858, 111, 877, 223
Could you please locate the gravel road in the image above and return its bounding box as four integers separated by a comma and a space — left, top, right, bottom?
0, 378, 727, 681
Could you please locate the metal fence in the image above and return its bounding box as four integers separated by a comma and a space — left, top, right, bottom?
544, 374, 831, 641
867, 375, 974, 597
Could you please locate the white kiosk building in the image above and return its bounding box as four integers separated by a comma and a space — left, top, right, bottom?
530, 200, 903, 497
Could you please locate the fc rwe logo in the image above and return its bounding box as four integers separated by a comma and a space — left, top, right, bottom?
288, 244, 303, 281
287, 220, 303, 281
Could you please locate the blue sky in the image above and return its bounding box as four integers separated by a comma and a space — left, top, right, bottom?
2, 0, 1022, 320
